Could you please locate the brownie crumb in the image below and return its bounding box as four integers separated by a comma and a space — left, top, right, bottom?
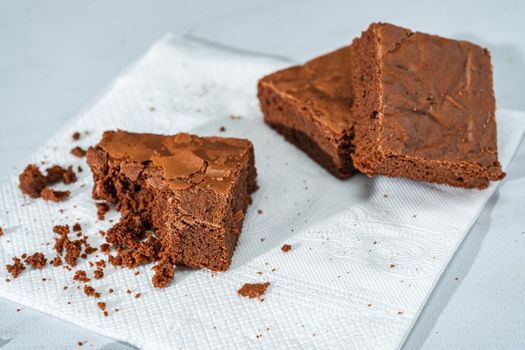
97, 301, 106, 311
103, 311, 109, 317
51, 256, 63, 266
83, 245, 97, 256
45, 165, 66, 184
96, 203, 110, 220
83, 285, 100, 298
72, 223, 82, 232
24, 252, 47, 269
71, 146, 87, 158
72, 132, 81, 141
257, 209, 263, 214
53, 225, 70, 254
281, 244, 292, 253
62, 166, 78, 184
237, 282, 270, 300
0, 227, 3, 237
73, 270, 90, 283
6, 257, 25, 278
41, 187, 70, 202
219, 126, 226, 132
64, 239, 83, 266
21, 164, 76, 199
103, 214, 161, 269
106, 215, 144, 246
109, 288, 114, 293
94, 268, 104, 280
152, 261, 175, 288
44, 164, 77, 185
100, 243, 110, 254
108, 255, 122, 266
19, 164, 47, 198
77, 341, 83, 346
135, 293, 141, 299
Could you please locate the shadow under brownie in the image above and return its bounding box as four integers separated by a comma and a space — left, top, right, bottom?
87, 131, 257, 286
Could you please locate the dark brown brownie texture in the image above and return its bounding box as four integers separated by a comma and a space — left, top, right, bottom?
258, 46, 356, 178
351, 22, 505, 189
87, 131, 257, 272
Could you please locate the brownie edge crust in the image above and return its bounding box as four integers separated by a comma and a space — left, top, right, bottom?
86, 131, 257, 272
350, 22, 505, 189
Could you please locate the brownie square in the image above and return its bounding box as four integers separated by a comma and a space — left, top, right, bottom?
351, 22, 505, 189
258, 46, 357, 178
87, 131, 257, 271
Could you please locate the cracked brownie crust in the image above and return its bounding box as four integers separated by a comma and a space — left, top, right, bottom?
87, 131, 257, 272
258, 46, 357, 178
351, 22, 505, 189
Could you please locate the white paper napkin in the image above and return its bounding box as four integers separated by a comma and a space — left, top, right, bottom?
0, 34, 524, 350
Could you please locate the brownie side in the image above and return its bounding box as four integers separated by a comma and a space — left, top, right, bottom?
350, 25, 384, 176
86, 133, 257, 271
351, 23, 505, 189
258, 47, 357, 179
157, 145, 256, 270
373, 156, 498, 189
258, 80, 354, 178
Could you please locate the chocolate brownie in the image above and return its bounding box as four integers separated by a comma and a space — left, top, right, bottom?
258, 46, 356, 178
351, 22, 505, 189
87, 131, 257, 272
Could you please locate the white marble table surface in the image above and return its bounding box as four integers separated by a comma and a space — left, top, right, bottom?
0, 1, 524, 349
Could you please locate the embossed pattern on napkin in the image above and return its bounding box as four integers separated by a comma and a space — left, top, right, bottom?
0, 34, 524, 350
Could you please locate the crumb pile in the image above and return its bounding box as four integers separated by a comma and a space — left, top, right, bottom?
5, 129, 273, 319
19, 164, 77, 202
